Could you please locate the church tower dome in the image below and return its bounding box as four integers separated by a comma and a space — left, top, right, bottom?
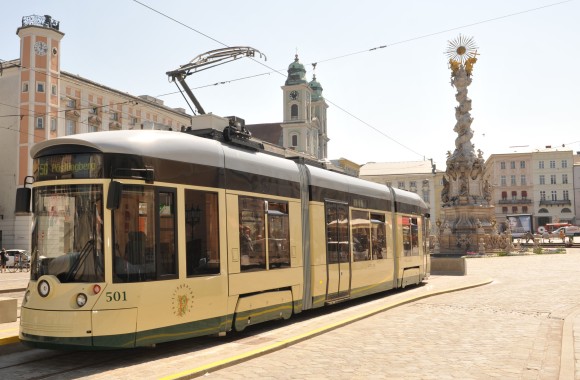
309, 74, 323, 101
285, 54, 307, 85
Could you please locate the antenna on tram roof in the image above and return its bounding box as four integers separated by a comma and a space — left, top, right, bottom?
166, 46, 267, 116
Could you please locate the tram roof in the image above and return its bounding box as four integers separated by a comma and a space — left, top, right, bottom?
30, 130, 301, 183
307, 164, 394, 202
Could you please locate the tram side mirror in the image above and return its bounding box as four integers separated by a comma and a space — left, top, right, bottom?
107, 181, 123, 210
15, 187, 31, 213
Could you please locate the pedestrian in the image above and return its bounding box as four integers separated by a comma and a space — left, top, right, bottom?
0, 248, 7, 273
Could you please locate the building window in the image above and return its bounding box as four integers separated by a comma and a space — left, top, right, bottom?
501, 191, 507, 200
36, 117, 44, 129
520, 161, 525, 169
540, 191, 546, 200
110, 111, 118, 121
550, 175, 556, 185
521, 191, 527, 199
521, 175, 526, 185
51, 84, 57, 96
510, 161, 515, 169
500, 176, 506, 186
510, 175, 516, 185
65, 119, 76, 135
511, 191, 517, 200
502, 207, 508, 214
563, 190, 569, 200
409, 181, 417, 189
50, 118, 57, 131
562, 160, 568, 168
290, 104, 298, 120
512, 206, 518, 213
291, 134, 298, 147
551, 191, 557, 201
500, 162, 506, 169
36, 82, 45, 93
398, 181, 405, 189
22, 82, 29, 92
549, 160, 555, 169
522, 206, 528, 213
538, 161, 544, 169
562, 174, 568, 184
66, 98, 76, 108
539, 175, 545, 185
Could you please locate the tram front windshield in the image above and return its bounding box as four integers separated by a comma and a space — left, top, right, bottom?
30, 184, 104, 283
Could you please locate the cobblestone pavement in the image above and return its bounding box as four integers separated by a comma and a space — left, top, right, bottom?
203, 249, 580, 380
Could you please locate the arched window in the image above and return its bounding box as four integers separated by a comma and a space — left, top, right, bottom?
291, 134, 298, 147
538, 208, 549, 213
291, 104, 298, 120
562, 208, 572, 213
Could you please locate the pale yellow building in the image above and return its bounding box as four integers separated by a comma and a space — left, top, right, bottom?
485, 147, 576, 230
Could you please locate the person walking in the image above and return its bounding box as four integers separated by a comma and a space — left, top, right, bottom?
0, 248, 7, 273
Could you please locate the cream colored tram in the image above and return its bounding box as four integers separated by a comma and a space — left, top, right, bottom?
18, 128, 429, 349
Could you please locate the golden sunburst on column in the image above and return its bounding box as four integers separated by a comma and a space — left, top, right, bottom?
445, 34, 478, 64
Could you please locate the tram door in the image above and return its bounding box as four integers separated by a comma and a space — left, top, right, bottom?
325, 201, 351, 301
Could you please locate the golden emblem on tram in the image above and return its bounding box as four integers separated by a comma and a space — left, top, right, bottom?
172, 284, 194, 317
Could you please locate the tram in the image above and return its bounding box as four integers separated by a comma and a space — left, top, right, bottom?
17, 121, 430, 349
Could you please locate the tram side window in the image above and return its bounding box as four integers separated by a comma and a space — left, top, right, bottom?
352, 210, 371, 262
185, 190, 220, 276
402, 216, 419, 257
113, 185, 177, 283
158, 191, 177, 278
239, 197, 266, 271
370, 213, 387, 259
325, 202, 350, 264
239, 197, 290, 271
267, 202, 290, 269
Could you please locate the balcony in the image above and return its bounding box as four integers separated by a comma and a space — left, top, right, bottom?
497, 199, 532, 204
539, 199, 571, 206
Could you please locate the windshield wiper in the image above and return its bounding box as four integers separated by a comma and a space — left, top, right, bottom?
64, 239, 95, 282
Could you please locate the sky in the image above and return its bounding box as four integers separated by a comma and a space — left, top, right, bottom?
1, 0, 579, 171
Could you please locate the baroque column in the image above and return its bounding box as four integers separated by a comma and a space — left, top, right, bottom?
438, 35, 500, 255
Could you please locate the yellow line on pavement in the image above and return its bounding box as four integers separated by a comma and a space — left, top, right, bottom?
161, 277, 493, 380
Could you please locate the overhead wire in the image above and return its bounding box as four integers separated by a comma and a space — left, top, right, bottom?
132, 0, 573, 161
0, 1, 573, 157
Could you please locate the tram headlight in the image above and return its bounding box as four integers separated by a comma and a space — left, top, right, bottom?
76, 293, 88, 307
38, 280, 50, 297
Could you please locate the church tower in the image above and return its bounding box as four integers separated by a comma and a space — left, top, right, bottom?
308, 73, 328, 159
281, 55, 327, 158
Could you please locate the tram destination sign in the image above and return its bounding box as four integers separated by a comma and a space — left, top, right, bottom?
34, 154, 103, 180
